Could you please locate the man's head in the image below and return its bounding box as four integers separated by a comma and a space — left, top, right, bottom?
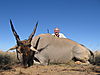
54, 28, 60, 37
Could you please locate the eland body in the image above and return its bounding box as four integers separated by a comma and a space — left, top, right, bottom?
31, 34, 93, 65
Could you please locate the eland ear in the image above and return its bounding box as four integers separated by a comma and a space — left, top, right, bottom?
10, 20, 20, 45
7, 45, 18, 52
30, 37, 40, 52
30, 46, 38, 52
28, 22, 38, 43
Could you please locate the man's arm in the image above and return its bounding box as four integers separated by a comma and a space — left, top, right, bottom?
59, 33, 66, 38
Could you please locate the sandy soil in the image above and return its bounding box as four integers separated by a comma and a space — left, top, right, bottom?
0, 64, 100, 75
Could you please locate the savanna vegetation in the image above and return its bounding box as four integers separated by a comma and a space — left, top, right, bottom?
0, 50, 100, 75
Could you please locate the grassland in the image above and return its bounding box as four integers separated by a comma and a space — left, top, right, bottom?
0, 50, 100, 75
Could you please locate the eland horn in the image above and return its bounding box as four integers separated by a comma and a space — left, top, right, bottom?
28, 22, 38, 42
10, 20, 20, 45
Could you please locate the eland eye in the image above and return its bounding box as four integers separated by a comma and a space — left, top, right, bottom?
19, 43, 23, 46
28, 44, 31, 47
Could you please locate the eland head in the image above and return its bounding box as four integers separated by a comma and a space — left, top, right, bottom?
9, 20, 40, 67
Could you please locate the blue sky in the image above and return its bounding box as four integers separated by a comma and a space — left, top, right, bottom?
0, 0, 100, 51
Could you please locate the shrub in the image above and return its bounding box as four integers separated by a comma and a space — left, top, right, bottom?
0, 50, 18, 65
94, 51, 100, 65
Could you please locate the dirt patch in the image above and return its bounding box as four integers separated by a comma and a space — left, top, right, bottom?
0, 64, 100, 75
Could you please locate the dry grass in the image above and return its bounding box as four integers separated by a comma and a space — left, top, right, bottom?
0, 50, 18, 66
0, 64, 100, 75
94, 51, 100, 65
0, 50, 100, 75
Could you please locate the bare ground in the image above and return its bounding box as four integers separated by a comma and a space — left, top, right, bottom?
0, 64, 100, 75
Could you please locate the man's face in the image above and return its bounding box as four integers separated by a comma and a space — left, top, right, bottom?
54, 30, 60, 35
55, 31, 59, 35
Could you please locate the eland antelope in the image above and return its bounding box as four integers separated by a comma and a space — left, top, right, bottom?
8, 20, 94, 67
